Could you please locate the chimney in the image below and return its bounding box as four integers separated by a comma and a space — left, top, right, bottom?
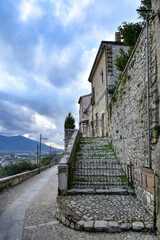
115, 32, 121, 42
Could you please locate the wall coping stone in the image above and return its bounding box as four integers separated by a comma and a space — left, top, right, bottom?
0, 164, 53, 192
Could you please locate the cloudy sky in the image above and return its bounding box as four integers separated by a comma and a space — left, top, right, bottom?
0, 0, 141, 149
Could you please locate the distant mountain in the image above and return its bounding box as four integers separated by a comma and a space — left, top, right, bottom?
0, 135, 63, 153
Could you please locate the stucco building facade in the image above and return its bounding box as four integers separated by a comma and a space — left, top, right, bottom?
78, 35, 129, 137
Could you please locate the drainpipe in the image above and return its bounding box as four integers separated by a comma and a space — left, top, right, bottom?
153, 172, 156, 232
146, 13, 152, 169
137, 9, 152, 168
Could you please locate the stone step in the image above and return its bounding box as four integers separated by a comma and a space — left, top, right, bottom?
67, 187, 134, 195
76, 157, 117, 160
76, 154, 115, 157
71, 181, 128, 189
73, 173, 126, 177
72, 162, 122, 166
70, 137, 129, 191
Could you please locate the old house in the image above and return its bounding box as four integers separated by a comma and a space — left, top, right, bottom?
79, 33, 129, 137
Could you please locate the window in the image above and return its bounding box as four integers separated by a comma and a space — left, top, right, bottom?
91, 87, 95, 105
95, 113, 98, 128
100, 72, 103, 84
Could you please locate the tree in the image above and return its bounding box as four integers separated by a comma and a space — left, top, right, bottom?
64, 112, 75, 129
115, 48, 132, 72
137, 0, 152, 20
118, 22, 143, 48
115, 22, 143, 74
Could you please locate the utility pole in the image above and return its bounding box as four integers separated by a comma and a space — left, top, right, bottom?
37, 144, 40, 174
50, 145, 52, 164
39, 133, 47, 174
37, 144, 39, 164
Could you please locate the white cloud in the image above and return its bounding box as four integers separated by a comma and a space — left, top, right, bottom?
45, 141, 64, 149
33, 113, 56, 130
51, 0, 93, 26
19, 0, 44, 22
33, 39, 71, 73
124, 0, 141, 8
23, 133, 30, 138
0, 67, 27, 93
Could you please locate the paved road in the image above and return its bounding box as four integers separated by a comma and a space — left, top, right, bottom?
0, 166, 158, 240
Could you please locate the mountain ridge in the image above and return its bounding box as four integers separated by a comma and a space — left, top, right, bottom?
0, 135, 63, 153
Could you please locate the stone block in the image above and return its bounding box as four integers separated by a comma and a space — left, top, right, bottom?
120, 222, 132, 231
84, 221, 94, 231
145, 223, 154, 231
75, 220, 85, 230
61, 215, 66, 225
65, 219, 70, 227
58, 165, 68, 196
108, 221, 121, 233
70, 222, 74, 229
132, 221, 144, 231
94, 221, 108, 231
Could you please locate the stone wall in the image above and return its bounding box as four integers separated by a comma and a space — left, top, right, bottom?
108, 1, 160, 217
0, 164, 53, 192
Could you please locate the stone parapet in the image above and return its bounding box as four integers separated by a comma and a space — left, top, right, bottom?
58, 129, 80, 196
64, 129, 77, 150
0, 164, 53, 192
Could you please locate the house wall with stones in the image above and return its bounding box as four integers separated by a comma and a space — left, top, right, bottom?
108, 0, 160, 220
90, 50, 107, 137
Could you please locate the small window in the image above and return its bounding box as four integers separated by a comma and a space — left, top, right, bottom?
95, 113, 98, 128
91, 87, 95, 105
100, 72, 103, 84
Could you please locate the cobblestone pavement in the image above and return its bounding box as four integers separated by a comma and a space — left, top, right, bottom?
64, 194, 152, 222
0, 166, 158, 240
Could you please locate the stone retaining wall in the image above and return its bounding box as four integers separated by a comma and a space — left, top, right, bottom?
0, 164, 53, 192
108, 0, 160, 216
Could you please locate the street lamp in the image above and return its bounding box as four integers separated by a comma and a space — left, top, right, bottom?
39, 133, 47, 174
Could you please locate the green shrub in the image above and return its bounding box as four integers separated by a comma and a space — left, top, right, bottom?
2, 161, 38, 177
153, 125, 160, 136
115, 48, 132, 72
111, 96, 117, 103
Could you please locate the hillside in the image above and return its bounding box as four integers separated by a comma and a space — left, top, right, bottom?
0, 135, 63, 153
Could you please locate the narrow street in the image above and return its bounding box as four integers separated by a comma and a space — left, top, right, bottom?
0, 166, 158, 240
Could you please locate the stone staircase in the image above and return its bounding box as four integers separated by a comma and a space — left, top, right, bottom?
68, 137, 133, 194
56, 137, 154, 233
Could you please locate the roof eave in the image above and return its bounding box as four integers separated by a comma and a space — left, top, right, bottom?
88, 41, 124, 83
